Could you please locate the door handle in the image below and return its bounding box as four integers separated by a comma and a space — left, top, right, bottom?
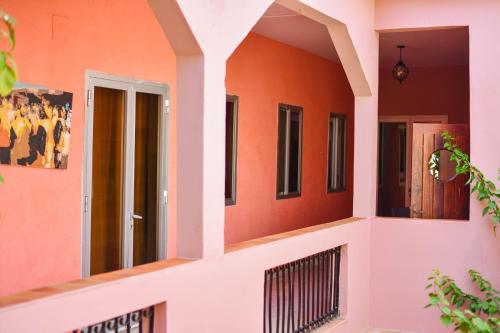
131, 213, 143, 221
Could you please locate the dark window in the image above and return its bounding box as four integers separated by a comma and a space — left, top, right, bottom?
327, 113, 346, 192
225, 95, 238, 205
277, 104, 303, 199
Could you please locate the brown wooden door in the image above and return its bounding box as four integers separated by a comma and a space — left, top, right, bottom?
410, 124, 469, 219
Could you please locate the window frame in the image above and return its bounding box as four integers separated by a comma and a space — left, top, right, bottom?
225, 94, 239, 206
276, 103, 303, 200
327, 113, 347, 193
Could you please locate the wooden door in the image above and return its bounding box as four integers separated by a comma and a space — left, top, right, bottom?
410, 124, 469, 219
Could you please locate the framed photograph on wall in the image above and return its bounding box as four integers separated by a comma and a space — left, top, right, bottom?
0, 83, 73, 169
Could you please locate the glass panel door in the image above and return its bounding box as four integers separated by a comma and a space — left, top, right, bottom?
90, 86, 126, 275
132, 92, 161, 266
84, 74, 168, 277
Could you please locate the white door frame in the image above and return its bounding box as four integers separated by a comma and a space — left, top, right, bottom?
81, 70, 169, 277
378, 115, 448, 208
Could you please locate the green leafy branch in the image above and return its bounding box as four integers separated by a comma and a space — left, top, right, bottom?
0, 9, 17, 96
442, 131, 500, 233
0, 9, 16, 184
426, 269, 499, 333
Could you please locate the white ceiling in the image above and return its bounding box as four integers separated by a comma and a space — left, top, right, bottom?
251, 3, 340, 62
251, 4, 468, 69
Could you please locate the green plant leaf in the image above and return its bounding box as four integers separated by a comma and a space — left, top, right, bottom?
453, 309, 466, 320
471, 317, 492, 333
433, 132, 500, 234
427, 269, 499, 333
458, 321, 471, 333
442, 306, 451, 315
440, 314, 453, 327
0, 57, 16, 96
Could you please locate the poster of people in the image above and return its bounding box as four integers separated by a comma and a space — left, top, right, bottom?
0, 83, 72, 169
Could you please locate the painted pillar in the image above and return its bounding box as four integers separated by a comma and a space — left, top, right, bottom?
176, 55, 205, 258
149, 0, 227, 258
328, 22, 378, 218
353, 95, 379, 217
201, 55, 227, 258
175, 55, 226, 259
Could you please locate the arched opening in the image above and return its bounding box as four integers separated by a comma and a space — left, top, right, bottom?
224, 2, 356, 245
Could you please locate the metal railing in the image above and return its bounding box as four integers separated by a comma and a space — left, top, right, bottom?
73, 305, 155, 333
263, 246, 341, 333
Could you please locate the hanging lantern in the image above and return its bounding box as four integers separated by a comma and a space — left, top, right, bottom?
392, 45, 409, 84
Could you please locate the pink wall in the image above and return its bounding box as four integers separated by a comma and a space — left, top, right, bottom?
225, 33, 354, 244
4, 0, 500, 332
379, 66, 469, 123
372, 0, 500, 331
0, 219, 373, 333
370, 217, 500, 332
0, 0, 177, 297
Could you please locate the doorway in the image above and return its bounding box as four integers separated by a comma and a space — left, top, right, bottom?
82, 72, 169, 276
377, 116, 469, 220
377, 115, 448, 217
377, 27, 470, 220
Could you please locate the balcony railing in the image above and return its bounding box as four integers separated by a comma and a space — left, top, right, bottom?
263, 246, 342, 333
73, 305, 155, 333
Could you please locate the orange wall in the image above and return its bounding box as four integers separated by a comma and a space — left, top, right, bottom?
0, 0, 177, 296
379, 66, 469, 123
225, 33, 354, 244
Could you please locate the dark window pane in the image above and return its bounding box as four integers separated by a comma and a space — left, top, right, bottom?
338, 117, 346, 188
328, 114, 346, 192
277, 109, 287, 195
277, 105, 302, 198
91, 87, 126, 275
133, 92, 160, 266
225, 101, 234, 199
225, 97, 237, 204
328, 118, 334, 188
288, 111, 301, 193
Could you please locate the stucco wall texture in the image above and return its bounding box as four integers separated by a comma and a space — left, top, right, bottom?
0, 1, 499, 333
0, 0, 177, 296
225, 32, 354, 244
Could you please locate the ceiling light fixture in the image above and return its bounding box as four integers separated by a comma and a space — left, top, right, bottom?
392, 45, 410, 84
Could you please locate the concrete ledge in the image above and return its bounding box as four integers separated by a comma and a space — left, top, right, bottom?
225, 216, 365, 253
0, 258, 194, 309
